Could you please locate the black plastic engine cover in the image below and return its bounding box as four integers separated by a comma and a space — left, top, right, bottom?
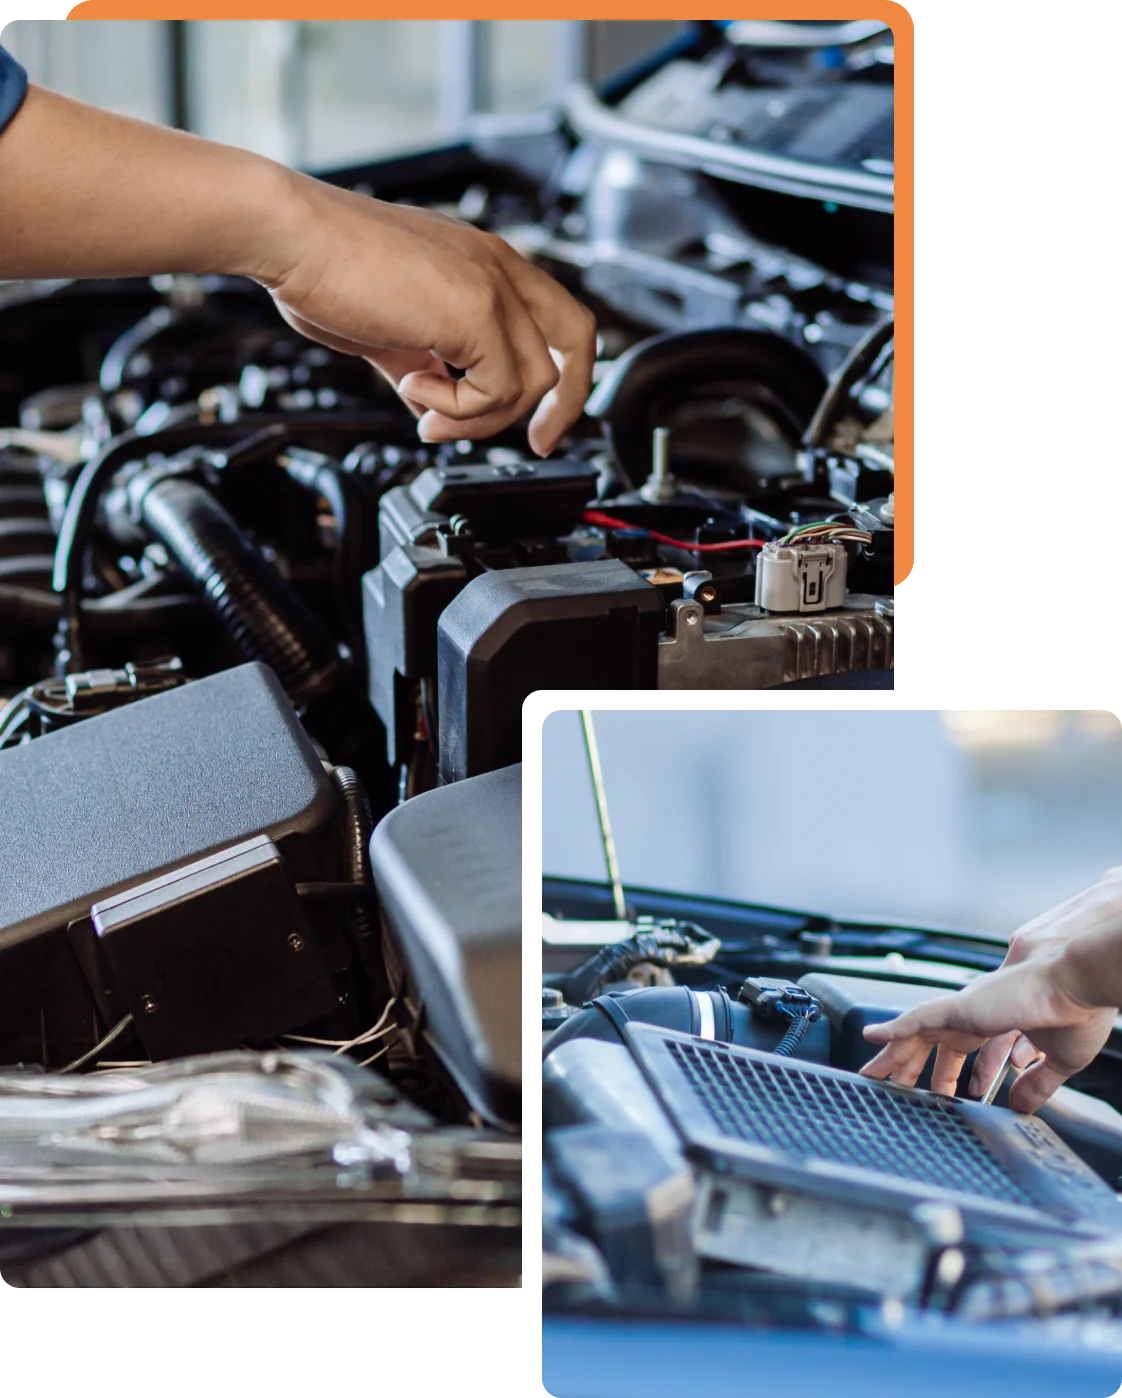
90, 834, 337, 1060
369, 763, 521, 1126
0, 662, 339, 1066
436, 559, 663, 782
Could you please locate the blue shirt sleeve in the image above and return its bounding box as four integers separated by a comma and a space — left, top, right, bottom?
0, 45, 29, 134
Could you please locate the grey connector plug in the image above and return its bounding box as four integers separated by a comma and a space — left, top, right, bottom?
755, 540, 847, 613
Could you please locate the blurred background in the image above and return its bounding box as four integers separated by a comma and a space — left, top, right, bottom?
1, 20, 680, 169
543, 710, 1122, 935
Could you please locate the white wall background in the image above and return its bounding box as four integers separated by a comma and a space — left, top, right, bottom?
543, 709, 1122, 934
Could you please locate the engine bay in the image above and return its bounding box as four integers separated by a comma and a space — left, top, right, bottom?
542, 882, 1122, 1352
0, 20, 895, 1285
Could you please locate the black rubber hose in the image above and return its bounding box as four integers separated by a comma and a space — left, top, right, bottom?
280, 450, 366, 656
139, 476, 344, 701
0, 555, 54, 584
0, 518, 55, 559
329, 765, 383, 981
587, 327, 828, 489
0, 485, 49, 513
0, 581, 200, 633
803, 315, 894, 450
51, 410, 212, 672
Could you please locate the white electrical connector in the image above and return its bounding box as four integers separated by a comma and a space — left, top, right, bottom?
754, 541, 848, 613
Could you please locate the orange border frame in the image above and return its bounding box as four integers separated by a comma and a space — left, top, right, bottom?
62, 5, 914, 585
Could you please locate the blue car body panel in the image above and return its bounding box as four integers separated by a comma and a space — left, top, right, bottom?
543, 1316, 1122, 1398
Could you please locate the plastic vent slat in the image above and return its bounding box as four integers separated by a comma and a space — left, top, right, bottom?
665, 1038, 1037, 1208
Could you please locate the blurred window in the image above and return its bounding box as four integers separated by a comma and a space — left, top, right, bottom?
3, 19, 681, 168
2, 19, 169, 124
483, 21, 566, 116
543, 710, 1122, 936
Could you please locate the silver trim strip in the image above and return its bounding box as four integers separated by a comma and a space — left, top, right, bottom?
694, 989, 716, 1041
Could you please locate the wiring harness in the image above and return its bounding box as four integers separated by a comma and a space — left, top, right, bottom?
544, 918, 722, 1006
738, 977, 823, 1057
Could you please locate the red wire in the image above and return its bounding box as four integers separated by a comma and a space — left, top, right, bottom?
582, 509, 767, 553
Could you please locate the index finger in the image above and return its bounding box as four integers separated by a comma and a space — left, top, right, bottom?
505, 257, 596, 455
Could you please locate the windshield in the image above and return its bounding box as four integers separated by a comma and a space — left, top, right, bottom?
543, 709, 1122, 935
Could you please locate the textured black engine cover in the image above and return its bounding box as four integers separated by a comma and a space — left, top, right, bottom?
370, 763, 521, 1127
436, 559, 663, 783
0, 662, 338, 1066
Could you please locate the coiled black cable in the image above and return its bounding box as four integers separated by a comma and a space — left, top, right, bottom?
772, 1011, 814, 1058
329, 765, 384, 984
138, 475, 343, 702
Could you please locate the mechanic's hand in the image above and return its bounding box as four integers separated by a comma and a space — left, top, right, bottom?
959, 866, 1122, 1100
859, 874, 1122, 1113
0, 86, 595, 455
260, 175, 597, 455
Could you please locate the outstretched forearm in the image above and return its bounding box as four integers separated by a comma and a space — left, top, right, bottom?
0, 80, 595, 452
0, 84, 290, 282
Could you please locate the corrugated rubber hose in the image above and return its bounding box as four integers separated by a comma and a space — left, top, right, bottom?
329, 765, 383, 981
139, 475, 344, 702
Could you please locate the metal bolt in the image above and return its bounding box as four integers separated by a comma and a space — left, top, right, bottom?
639, 426, 677, 504
684, 610, 699, 626
287, 932, 306, 952
140, 994, 158, 1015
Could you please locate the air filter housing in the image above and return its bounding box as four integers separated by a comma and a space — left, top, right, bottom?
0, 663, 341, 1066
625, 1025, 1122, 1294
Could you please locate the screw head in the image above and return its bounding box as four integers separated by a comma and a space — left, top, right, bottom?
684, 610, 699, 626
140, 994, 158, 1015
287, 932, 306, 952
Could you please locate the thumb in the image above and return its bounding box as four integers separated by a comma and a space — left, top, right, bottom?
366, 349, 451, 418
1007, 1057, 1069, 1115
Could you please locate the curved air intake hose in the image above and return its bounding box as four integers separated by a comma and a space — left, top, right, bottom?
139, 476, 344, 702
543, 985, 828, 1064
587, 327, 829, 489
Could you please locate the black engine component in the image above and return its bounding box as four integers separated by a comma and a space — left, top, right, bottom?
363, 453, 603, 768
370, 762, 522, 1126
0, 662, 345, 1067
85, 834, 337, 1060
436, 560, 664, 782
545, 1123, 696, 1302
378, 456, 600, 553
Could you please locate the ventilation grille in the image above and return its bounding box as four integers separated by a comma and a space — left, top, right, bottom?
665, 1038, 1037, 1208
